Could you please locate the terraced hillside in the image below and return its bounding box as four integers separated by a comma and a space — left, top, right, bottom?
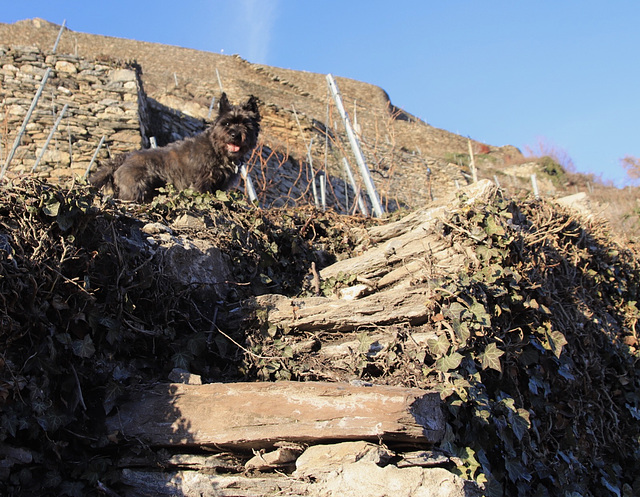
1, 18, 526, 210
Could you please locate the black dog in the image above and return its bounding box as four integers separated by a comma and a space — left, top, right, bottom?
90, 93, 260, 201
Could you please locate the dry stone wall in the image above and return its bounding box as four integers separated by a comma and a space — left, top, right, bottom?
0, 19, 534, 213
0, 45, 143, 181
0, 45, 362, 212
0, 42, 461, 212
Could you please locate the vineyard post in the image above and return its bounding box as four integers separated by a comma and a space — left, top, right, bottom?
32, 103, 69, 173
0, 68, 53, 180
83, 135, 105, 180
342, 157, 369, 216
467, 138, 478, 183
326, 74, 383, 218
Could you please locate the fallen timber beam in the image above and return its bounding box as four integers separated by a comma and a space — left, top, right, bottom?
366, 178, 498, 244
321, 179, 498, 285
106, 381, 444, 450
247, 286, 434, 333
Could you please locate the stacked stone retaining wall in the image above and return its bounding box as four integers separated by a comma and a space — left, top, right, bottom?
0, 45, 364, 212
0, 45, 143, 182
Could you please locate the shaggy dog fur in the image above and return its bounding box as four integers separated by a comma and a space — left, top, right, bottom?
89, 93, 260, 202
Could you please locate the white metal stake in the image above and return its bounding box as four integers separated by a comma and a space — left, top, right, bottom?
32, 103, 69, 173
207, 96, 216, 119
342, 157, 369, 216
1, 67, 52, 180
531, 173, 540, 199
215, 68, 224, 93
468, 138, 478, 183
240, 164, 258, 204
319, 171, 326, 211
306, 138, 319, 208
83, 136, 106, 180
326, 74, 384, 218
52, 20, 67, 53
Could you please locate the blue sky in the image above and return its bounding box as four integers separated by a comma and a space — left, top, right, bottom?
2, 1, 638, 187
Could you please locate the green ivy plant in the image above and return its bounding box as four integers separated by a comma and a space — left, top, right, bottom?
421, 192, 640, 496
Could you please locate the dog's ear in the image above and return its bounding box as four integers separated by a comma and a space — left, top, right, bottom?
218, 92, 231, 115
244, 95, 260, 119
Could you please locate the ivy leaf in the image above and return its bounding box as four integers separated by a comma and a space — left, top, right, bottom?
479, 343, 504, 372
473, 405, 491, 425
504, 458, 532, 482
452, 319, 470, 347
483, 478, 505, 497
484, 216, 505, 237
42, 198, 61, 217
427, 334, 451, 357
509, 408, 532, 441
626, 404, 640, 420
453, 445, 481, 480
266, 324, 279, 338
528, 376, 549, 396
481, 264, 505, 284
2, 412, 20, 437
215, 190, 230, 202
171, 350, 193, 370
468, 301, 492, 327
56, 332, 73, 346
435, 351, 463, 372
282, 345, 294, 359
443, 302, 465, 320
545, 329, 568, 358
72, 335, 95, 358
187, 335, 207, 356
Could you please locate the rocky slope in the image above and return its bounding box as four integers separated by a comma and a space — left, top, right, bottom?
0, 177, 639, 496
1, 17, 639, 497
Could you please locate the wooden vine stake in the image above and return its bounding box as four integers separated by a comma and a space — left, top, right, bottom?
342, 157, 369, 216
292, 105, 320, 208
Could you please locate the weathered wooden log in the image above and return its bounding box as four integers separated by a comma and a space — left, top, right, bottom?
321, 179, 498, 287
119, 469, 309, 497
366, 178, 497, 244
321, 231, 464, 289
248, 286, 434, 333
319, 332, 436, 361
106, 381, 444, 450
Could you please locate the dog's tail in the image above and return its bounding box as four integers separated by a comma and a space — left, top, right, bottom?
88, 154, 127, 192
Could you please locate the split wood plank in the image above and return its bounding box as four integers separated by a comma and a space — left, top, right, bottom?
321, 179, 498, 286
120, 469, 309, 497
247, 286, 433, 333
106, 381, 444, 450
365, 179, 497, 244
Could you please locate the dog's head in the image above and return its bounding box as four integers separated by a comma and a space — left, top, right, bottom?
211, 93, 261, 159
